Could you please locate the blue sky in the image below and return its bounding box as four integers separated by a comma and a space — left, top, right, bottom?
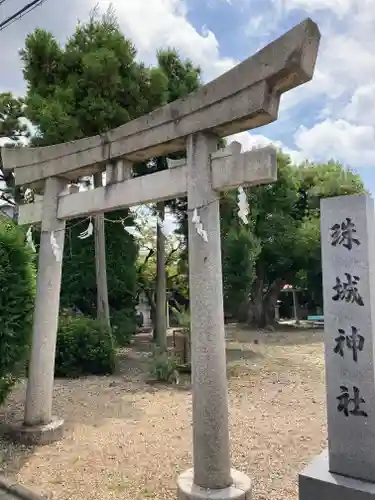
0, 0, 375, 193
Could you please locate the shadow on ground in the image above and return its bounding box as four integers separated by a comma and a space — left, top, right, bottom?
120, 329, 266, 390
0, 434, 35, 478
0, 325, 324, 481
226, 323, 324, 346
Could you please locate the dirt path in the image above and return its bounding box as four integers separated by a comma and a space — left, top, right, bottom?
0, 327, 326, 500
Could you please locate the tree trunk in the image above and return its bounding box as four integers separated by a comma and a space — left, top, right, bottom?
155, 202, 167, 350
263, 279, 283, 328
247, 262, 265, 327
144, 288, 156, 330
247, 283, 265, 327
93, 172, 110, 329
247, 262, 283, 328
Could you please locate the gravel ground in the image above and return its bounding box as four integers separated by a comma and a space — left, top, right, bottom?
0, 326, 326, 500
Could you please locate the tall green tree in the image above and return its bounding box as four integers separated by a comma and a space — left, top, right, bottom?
20, 7, 168, 325
155, 49, 201, 348
221, 155, 365, 327
174, 152, 365, 328
0, 93, 28, 142
134, 49, 201, 348
0, 92, 30, 212
21, 7, 166, 144
292, 160, 366, 308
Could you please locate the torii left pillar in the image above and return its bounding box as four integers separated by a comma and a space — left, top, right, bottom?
11, 177, 67, 445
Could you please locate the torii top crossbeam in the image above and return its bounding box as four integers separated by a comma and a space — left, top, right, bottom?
1, 18, 320, 187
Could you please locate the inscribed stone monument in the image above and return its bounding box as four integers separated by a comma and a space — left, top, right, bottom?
299, 194, 375, 499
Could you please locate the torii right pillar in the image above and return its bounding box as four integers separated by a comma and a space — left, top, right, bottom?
177, 134, 272, 500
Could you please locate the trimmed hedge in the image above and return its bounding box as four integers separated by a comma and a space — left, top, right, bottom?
55, 315, 116, 377
0, 218, 35, 404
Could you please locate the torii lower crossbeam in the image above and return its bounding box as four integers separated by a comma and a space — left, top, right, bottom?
18, 145, 276, 225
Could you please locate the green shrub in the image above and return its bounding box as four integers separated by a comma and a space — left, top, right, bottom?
149, 346, 179, 383
174, 307, 190, 328
59, 209, 138, 317
55, 315, 116, 377
0, 218, 35, 404
111, 309, 137, 346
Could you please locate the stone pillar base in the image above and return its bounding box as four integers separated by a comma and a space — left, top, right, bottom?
299, 449, 375, 500
177, 468, 251, 500
4, 417, 64, 446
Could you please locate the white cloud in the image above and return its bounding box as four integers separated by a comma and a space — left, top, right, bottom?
244, 14, 275, 39
318, 35, 375, 91
273, 0, 354, 17
3, 0, 375, 172
342, 84, 375, 126
264, 0, 375, 167
227, 131, 306, 164
278, 23, 375, 116
0, 0, 237, 97
260, 1, 374, 105
86, 0, 237, 82
294, 119, 375, 167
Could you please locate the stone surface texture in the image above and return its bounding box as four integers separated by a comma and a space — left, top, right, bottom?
4, 417, 64, 446
185, 132, 231, 489
299, 450, 375, 500
320, 195, 375, 482
0, 475, 46, 500
1, 18, 320, 185
177, 468, 251, 500
17, 145, 276, 226
24, 177, 67, 427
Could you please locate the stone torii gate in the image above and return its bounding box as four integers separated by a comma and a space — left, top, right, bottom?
1, 17, 320, 500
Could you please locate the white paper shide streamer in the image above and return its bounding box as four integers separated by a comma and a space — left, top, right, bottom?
50, 231, 62, 262
121, 219, 142, 239
192, 208, 208, 242
26, 226, 36, 252
122, 221, 134, 236
237, 186, 249, 224
78, 218, 94, 239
